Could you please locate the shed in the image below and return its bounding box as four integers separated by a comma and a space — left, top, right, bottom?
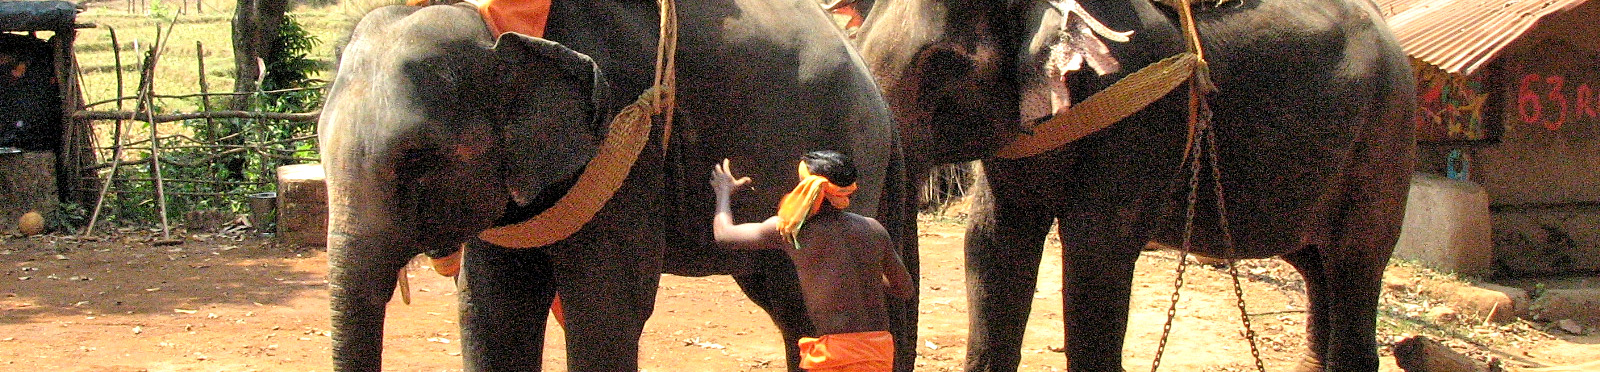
0, 0, 92, 233
1380, 0, 1600, 276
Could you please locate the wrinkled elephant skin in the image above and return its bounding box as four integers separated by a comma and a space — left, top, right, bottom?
319, 1, 916, 371
853, 0, 1416, 371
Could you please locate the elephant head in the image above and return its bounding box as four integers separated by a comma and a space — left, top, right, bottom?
317, 5, 610, 370
851, 0, 1022, 168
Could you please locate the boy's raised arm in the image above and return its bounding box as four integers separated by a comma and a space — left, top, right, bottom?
711, 159, 783, 250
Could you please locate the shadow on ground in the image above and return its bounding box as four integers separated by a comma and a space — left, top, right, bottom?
1, 232, 326, 324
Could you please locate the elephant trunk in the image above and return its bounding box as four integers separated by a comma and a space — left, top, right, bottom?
326, 210, 418, 371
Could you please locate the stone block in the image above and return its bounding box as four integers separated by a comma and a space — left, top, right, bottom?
1394, 173, 1493, 277
277, 164, 327, 247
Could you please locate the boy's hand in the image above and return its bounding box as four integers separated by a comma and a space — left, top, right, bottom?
710, 158, 753, 194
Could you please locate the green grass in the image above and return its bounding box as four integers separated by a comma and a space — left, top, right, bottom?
71, 1, 355, 113
53, 0, 369, 228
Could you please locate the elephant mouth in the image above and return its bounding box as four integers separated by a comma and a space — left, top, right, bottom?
494, 167, 583, 226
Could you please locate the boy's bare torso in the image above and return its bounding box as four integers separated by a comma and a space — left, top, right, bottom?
709, 158, 910, 337
783, 211, 894, 335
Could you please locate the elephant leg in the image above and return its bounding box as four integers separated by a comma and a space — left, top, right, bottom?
328, 233, 416, 372
1284, 138, 1408, 372
1282, 198, 1397, 372
1056, 209, 1144, 372
884, 151, 922, 372
963, 180, 1053, 372
458, 240, 555, 371
886, 220, 922, 372
1282, 243, 1386, 372
550, 240, 661, 371
733, 259, 814, 372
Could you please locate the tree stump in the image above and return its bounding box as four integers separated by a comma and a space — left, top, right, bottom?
277, 163, 326, 247
0, 150, 58, 234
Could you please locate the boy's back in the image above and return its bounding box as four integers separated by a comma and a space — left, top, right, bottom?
710, 151, 913, 371
785, 210, 898, 334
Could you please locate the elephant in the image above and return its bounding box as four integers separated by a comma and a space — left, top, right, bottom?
850, 0, 1416, 370
317, 0, 920, 370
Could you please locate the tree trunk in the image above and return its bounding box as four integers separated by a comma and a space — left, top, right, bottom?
228, 0, 288, 179
231, 0, 288, 106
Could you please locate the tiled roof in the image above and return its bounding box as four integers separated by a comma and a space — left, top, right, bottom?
1378, 0, 1593, 74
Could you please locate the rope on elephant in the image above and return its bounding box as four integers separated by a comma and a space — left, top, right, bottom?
995, 0, 1221, 159
994, 52, 1198, 159
477, 0, 679, 248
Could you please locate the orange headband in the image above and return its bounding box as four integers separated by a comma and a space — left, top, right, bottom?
776, 161, 858, 249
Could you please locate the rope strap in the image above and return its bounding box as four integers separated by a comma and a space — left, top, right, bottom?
995, 0, 1218, 159
477, 0, 678, 248
995, 52, 1197, 159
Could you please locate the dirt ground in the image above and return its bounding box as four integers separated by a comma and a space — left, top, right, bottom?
3, 214, 1597, 372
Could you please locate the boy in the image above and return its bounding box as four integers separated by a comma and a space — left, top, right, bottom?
710, 151, 915, 371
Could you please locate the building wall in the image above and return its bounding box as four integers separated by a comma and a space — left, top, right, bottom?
1467, 14, 1600, 275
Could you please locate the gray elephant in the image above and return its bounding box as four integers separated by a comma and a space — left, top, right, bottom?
851, 0, 1416, 371
317, 0, 918, 370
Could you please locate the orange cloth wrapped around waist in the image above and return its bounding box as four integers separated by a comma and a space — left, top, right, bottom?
776, 161, 858, 249
797, 331, 894, 371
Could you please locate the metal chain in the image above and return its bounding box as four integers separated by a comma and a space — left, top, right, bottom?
1227, 260, 1268, 372
1201, 111, 1268, 371
1152, 100, 1267, 372
1150, 109, 1207, 372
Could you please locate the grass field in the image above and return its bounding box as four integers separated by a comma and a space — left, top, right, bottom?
45, 0, 386, 225
71, 0, 360, 112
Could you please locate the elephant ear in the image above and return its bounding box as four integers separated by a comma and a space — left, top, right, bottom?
491, 33, 614, 209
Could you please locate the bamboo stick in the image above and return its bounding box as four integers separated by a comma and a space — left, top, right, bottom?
82, 27, 125, 237
143, 23, 180, 245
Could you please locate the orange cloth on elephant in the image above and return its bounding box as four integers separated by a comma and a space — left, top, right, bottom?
776, 161, 858, 249
830, 5, 864, 30
398, 0, 550, 37
798, 331, 894, 371
466, 0, 552, 37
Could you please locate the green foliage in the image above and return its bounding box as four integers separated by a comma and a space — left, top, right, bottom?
264, 15, 323, 94
96, 15, 324, 228
147, 1, 177, 23
47, 203, 89, 233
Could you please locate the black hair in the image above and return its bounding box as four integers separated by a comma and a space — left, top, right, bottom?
803, 150, 857, 186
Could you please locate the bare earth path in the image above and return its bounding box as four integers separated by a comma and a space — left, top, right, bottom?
3, 216, 1596, 371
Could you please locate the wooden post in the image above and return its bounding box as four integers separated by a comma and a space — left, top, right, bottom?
84, 28, 127, 236
136, 25, 179, 244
